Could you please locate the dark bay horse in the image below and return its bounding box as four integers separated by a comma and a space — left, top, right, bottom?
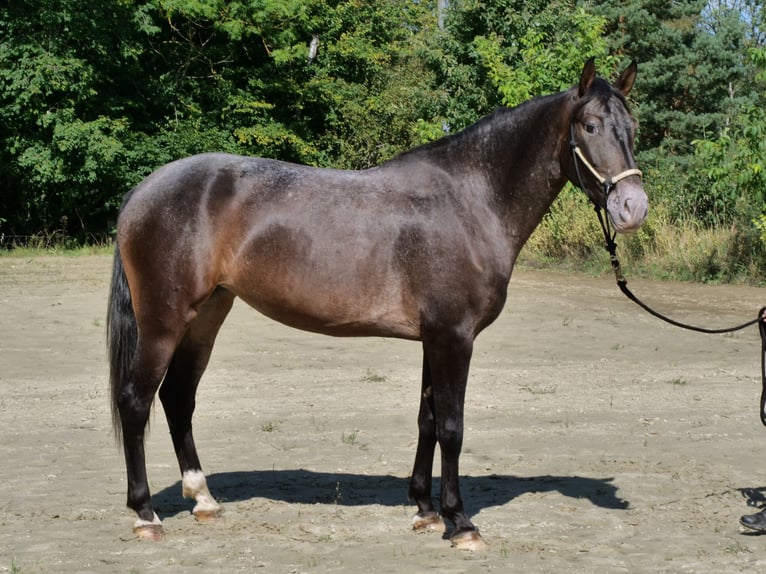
107, 59, 647, 550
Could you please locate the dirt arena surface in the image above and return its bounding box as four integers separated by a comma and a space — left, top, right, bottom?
2, 254, 766, 573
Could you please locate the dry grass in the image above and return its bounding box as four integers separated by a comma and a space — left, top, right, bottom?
523, 187, 765, 285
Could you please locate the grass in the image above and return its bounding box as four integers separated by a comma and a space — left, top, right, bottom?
361, 368, 387, 383
724, 541, 753, 555
0, 244, 113, 258
260, 420, 279, 432
521, 188, 766, 285
520, 384, 557, 395
341, 429, 360, 445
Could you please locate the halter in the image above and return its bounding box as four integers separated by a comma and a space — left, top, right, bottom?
568, 120, 642, 210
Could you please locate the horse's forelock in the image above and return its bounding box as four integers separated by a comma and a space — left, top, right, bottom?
574, 78, 633, 122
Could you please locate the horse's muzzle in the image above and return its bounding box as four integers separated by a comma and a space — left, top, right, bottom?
607, 181, 648, 233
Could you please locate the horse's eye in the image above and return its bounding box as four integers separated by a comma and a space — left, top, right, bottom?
585, 123, 598, 134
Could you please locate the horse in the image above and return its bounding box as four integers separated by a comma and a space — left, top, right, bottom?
107, 58, 647, 550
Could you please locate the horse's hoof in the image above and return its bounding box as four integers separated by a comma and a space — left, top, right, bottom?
194, 508, 224, 524
412, 511, 446, 533
450, 529, 488, 552
132, 523, 165, 541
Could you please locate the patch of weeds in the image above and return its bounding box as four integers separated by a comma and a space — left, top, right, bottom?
724, 541, 752, 555
362, 368, 387, 383
342, 429, 359, 445
520, 385, 557, 395
260, 420, 279, 432
335, 481, 342, 503
332, 481, 345, 518
669, 377, 687, 386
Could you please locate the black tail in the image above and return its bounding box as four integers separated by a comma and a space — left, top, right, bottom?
106, 242, 137, 442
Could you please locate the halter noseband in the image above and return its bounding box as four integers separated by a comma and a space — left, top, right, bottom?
568, 121, 642, 208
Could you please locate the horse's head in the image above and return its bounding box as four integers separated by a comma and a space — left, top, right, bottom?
566, 58, 648, 233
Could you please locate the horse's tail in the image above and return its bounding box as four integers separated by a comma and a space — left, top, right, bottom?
106, 242, 136, 442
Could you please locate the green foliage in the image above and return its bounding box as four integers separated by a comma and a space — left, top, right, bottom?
0, 0, 153, 239
0, 0, 444, 241
755, 214, 766, 246
0, 0, 763, 282
681, 44, 766, 276
691, 104, 766, 225
428, 0, 614, 131
472, 5, 614, 107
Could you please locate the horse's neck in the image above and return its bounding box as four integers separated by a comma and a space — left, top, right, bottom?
461, 92, 572, 252
387, 91, 572, 255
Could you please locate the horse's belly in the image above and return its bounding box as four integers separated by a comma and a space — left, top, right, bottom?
222, 218, 421, 338
232, 285, 421, 339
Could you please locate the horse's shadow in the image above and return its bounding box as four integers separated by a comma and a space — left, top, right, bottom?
151, 469, 629, 518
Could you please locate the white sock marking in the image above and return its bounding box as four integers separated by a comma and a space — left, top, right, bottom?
182, 470, 221, 513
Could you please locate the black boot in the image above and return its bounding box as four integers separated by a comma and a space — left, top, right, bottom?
740, 509, 766, 532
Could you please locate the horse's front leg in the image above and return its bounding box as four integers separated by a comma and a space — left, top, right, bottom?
409, 354, 446, 533
423, 331, 488, 551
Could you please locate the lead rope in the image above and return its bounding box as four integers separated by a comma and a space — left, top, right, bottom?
569, 120, 766, 424
595, 206, 766, 425
595, 208, 761, 334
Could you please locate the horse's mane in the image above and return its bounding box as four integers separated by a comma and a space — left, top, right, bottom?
387, 90, 569, 165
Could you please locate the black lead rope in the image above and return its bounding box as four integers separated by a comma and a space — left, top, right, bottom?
594, 207, 761, 335
594, 206, 766, 426
570, 119, 766, 425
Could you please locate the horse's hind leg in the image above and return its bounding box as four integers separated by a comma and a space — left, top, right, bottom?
159, 287, 235, 523
118, 334, 181, 541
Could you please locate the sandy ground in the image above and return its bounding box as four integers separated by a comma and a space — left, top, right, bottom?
2, 254, 766, 573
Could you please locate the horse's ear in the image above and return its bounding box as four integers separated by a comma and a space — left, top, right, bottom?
578, 57, 597, 98
615, 61, 638, 97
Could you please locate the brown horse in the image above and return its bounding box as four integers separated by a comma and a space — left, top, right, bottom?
107, 59, 647, 550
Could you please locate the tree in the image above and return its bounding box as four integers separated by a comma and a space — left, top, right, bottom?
585, 0, 752, 157
0, 0, 447, 241
586, 1, 761, 229
420, 0, 615, 136
0, 1, 145, 239
690, 44, 766, 278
